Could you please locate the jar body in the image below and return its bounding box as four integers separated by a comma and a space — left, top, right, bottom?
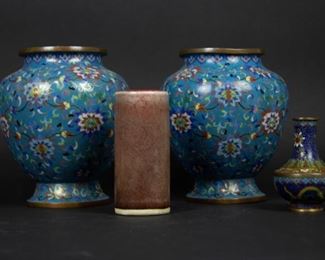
163, 54, 288, 203
0, 52, 127, 207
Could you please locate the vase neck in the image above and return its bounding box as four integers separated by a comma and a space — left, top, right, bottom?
182, 54, 262, 67
23, 52, 103, 66
292, 120, 319, 161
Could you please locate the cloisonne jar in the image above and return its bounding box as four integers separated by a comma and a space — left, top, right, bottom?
0, 46, 127, 207
274, 118, 325, 213
163, 48, 288, 204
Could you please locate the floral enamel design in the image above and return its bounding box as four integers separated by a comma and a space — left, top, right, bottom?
261, 112, 280, 134
72, 185, 89, 197
72, 66, 100, 80
249, 67, 272, 78
0, 116, 10, 138
170, 112, 192, 133
294, 131, 305, 148
217, 138, 242, 158
175, 67, 200, 81
30, 139, 55, 159
220, 182, 240, 195
240, 56, 251, 63
227, 56, 240, 63
164, 53, 288, 201
24, 81, 51, 105
215, 83, 241, 106
78, 112, 104, 134
46, 184, 69, 200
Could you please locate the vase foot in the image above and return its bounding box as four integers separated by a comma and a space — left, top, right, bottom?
289, 203, 324, 213
186, 178, 266, 204
27, 181, 110, 208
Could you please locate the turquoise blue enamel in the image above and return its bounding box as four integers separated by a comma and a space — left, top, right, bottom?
0, 46, 127, 207
274, 118, 325, 212
163, 48, 288, 203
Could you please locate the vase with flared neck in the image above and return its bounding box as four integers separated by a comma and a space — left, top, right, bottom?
274, 118, 325, 213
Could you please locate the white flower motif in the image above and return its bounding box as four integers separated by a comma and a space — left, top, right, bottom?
227, 56, 239, 63
175, 67, 200, 80
0, 116, 10, 138
47, 184, 69, 200
220, 182, 240, 195
30, 138, 55, 159
170, 112, 192, 133
217, 138, 242, 158
24, 82, 51, 105
78, 113, 104, 134
249, 67, 272, 78
75, 81, 94, 92
261, 112, 280, 134
294, 131, 305, 148
72, 66, 100, 80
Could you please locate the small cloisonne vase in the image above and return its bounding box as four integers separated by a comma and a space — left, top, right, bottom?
0, 46, 127, 208
274, 118, 325, 213
163, 48, 288, 204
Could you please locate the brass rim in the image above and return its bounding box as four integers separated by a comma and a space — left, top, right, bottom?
186, 195, 267, 205
289, 206, 323, 213
19, 46, 107, 56
179, 47, 264, 57
293, 117, 318, 122
274, 172, 325, 178
27, 198, 111, 208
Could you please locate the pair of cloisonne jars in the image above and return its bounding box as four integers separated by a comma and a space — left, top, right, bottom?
0, 45, 323, 212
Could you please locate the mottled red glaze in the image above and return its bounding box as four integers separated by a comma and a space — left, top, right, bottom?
115, 91, 170, 210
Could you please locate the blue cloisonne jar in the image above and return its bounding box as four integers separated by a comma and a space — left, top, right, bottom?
163, 48, 288, 204
0, 46, 127, 207
274, 118, 325, 213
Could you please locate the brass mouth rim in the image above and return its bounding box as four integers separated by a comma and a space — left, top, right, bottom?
179, 47, 264, 57
293, 117, 319, 122
274, 172, 325, 178
19, 46, 107, 56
